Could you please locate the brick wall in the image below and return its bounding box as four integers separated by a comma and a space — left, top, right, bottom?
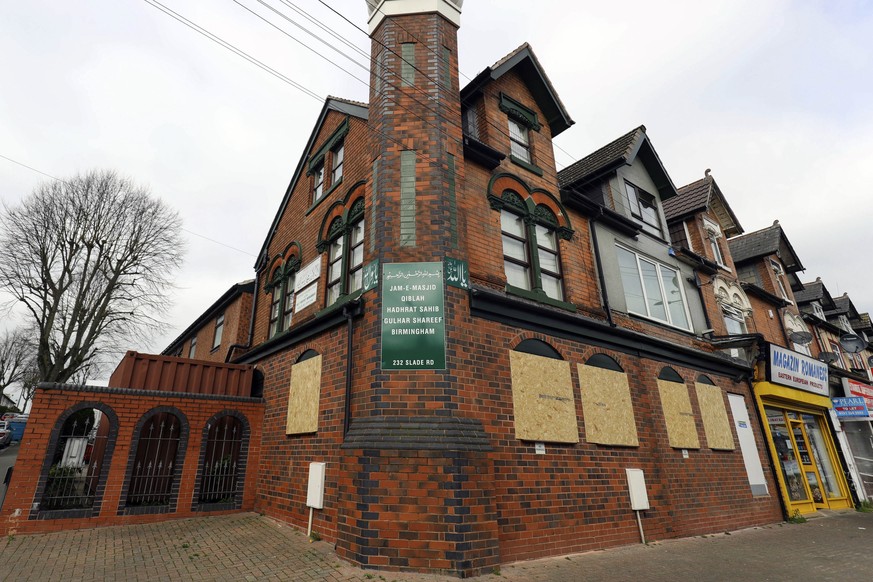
0, 385, 263, 536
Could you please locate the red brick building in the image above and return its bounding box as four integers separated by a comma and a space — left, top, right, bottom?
2, 1, 797, 577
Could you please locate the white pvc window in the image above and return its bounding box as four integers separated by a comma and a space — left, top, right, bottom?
616, 245, 691, 330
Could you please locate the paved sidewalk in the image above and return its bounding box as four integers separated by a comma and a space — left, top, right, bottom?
2, 511, 872, 581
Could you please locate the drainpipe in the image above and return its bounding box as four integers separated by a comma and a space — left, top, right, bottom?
692, 272, 713, 332
342, 303, 355, 436
226, 272, 260, 363
589, 209, 615, 327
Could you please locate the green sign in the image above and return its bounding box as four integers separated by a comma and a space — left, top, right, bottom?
381, 262, 446, 370
444, 257, 469, 289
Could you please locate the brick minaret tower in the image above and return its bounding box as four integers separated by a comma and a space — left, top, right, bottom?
335, 1, 499, 576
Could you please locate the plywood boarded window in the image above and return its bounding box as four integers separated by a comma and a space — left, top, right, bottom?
286, 352, 323, 435
578, 355, 638, 446
695, 375, 735, 450
657, 368, 699, 449
509, 348, 578, 443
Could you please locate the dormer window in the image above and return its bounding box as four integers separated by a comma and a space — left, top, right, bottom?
508, 118, 531, 163
811, 302, 826, 320
838, 315, 852, 333
499, 93, 543, 176
703, 218, 726, 267
624, 182, 662, 237
770, 259, 790, 302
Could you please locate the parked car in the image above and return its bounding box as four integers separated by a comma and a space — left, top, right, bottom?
0, 421, 11, 448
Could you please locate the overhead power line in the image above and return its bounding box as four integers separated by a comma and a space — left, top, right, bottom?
0, 152, 257, 257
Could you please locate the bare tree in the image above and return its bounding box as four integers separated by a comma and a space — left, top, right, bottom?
0, 170, 185, 383
0, 327, 35, 398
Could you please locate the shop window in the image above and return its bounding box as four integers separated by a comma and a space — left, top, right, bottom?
36, 404, 117, 519
625, 182, 662, 237
616, 245, 691, 330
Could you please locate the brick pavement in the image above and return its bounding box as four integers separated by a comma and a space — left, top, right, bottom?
2, 511, 872, 581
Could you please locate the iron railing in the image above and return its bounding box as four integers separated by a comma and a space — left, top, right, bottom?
199, 416, 243, 505
42, 415, 105, 511
127, 415, 180, 507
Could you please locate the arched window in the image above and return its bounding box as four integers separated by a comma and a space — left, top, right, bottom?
487, 175, 573, 306
124, 409, 187, 513
514, 338, 563, 359
500, 192, 565, 301
196, 412, 248, 511
266, 244, 301, 338
37, 404, 117, 518
323, 198, 365, 306
658, 367, 684, 383
586, 353, 624, 372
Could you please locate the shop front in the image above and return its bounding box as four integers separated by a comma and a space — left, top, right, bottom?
755, 345, 853, 515
836, 378, 873, 500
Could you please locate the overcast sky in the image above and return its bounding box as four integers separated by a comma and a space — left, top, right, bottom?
2, 0, 872, 388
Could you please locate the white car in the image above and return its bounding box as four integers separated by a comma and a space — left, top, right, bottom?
0, 421, 12, 448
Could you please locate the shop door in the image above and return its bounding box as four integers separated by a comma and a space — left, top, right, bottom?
765, 407, 814, 511
787, 416, 827, 509
843, 421, 873, 499
765, 406, 850, 513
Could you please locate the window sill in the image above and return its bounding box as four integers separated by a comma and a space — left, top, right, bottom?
506, 284, 576, 312
316, 289, 363, 318
306, 180, 340, 216
623, 309, 695, 335
509, 155, 543, 177
325, 176, 343, 197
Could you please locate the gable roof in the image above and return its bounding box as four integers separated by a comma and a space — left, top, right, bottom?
461, 43, 574, 137
255, 97, 368, 270
162, 279, 255, 355
557, 125, 679, 201
726, 220, 804, 273
664, 172, 743, 237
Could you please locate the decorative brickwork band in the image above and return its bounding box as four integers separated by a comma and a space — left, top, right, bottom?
342, 416, 491, 451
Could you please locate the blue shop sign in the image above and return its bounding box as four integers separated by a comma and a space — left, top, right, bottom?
832, 397, 870, 419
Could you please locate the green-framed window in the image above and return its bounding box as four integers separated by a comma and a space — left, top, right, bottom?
324, 200, 365, 306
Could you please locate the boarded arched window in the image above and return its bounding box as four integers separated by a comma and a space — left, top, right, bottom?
658, 366, 684, 383
585, 353, 623, 372
195, 412, 248, 510
514, 338, 563, 359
